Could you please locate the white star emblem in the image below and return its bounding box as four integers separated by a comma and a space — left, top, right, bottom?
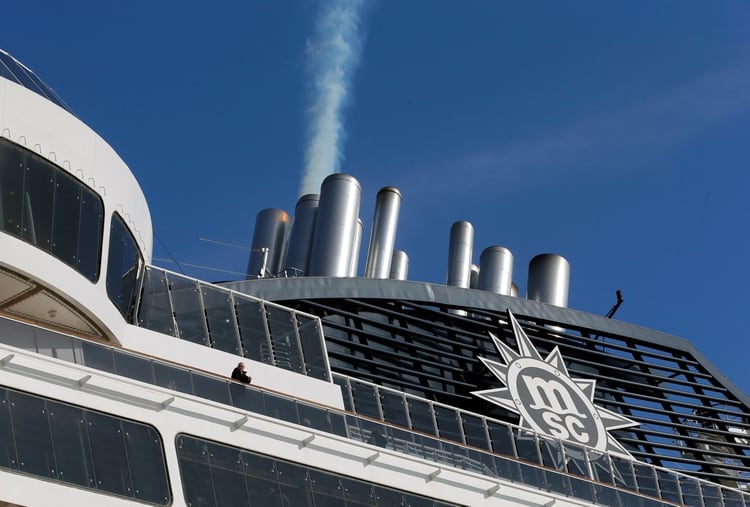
473, 310, 638, 457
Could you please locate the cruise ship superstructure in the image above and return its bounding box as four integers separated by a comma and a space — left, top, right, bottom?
1, 48, 749, 506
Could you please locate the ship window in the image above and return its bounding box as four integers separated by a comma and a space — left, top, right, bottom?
106, 212, 143, 320
176, 434, 462, 507
0, 138, 104, 281
0, 386, 170, 504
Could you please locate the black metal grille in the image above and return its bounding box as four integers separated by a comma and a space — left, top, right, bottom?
277, 296, 750, 487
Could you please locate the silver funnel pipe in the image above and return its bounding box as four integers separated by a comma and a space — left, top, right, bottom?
349, 218, 363, 277
308, 173, 362, 277
527, 253, 570, 307
284, 194, 319, 276
470, 264, 480, 289
389, 250, 409, 280
246, 208, 290, 278
477, 246, 514, 295
446, 220, 474, 288
364, 186, 402, 279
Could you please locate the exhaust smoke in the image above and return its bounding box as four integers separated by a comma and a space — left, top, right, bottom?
299, 0, 369, 197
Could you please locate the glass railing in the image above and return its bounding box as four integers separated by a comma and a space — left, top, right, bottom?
133, 265, 330, 381
3, 320, 749, 507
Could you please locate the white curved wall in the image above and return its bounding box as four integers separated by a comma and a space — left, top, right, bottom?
0, 75, 153, 340
0, 77, 152, 259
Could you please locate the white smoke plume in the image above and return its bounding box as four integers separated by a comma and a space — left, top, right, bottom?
299, 0, 369, 197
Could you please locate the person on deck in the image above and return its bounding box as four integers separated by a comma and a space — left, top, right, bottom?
231, 362, 251, 383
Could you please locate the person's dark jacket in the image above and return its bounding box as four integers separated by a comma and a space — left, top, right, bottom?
232, 367, 251, 383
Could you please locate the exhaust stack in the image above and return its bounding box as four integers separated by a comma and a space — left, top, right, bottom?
446, 221, 474, 288
527, 253, 570, 307
477, 246, 514, 295
308, 173, 362, 277
246, 208, 290, 278
284, 194, 319, 276
389, 250, 409, 280
349, 218, 363, 277
364, 186, 402, 279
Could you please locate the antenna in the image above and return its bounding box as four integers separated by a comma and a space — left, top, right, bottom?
605, 290, 624, 319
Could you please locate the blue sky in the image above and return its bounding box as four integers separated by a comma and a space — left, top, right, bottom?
4, 1, 750, 394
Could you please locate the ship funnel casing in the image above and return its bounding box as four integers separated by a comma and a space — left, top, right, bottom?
247, 208, 291, 278
469, 264, 480, 289
308, 173, 362, 277
389, 250, 409, 280
446, 220, 474, 288
527, 253, 570, 307
349, 218, 364, 277
364, 186, 402, 279
477, 246, 514, 295
284, 194, 319, 276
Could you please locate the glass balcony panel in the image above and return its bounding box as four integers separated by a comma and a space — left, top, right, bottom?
407, 398, 436, 435
167, 274, 207, 345
699, 483, 723, 506
487, 421, 515, 457
561, 441, 589, 477
434, 406, 463, 443
514, 428, 542, 464
48, 401, 91, 487
297, 314, 328, 380
722, 488, 744, 507
153, 362, 192, 394
589, 450, 614, 485
333, 376, 354, 411
346, 415, 364, 443
656, 468, 681, 504
137, 267, 174, 336
678, 475, 703, 507
201, 285, 240, 354
191, 373, 231, 405
633, 462, 659, 499
388, 426, 416, 454
462, 413, 490, 450
8, 390, 54, 478
265, 305, 303, 374
593, 484, 622, 507
350, 381, 380, 419
114, 351, 155, 384
327, 410, 348, 438
539, 435, 565, 471
0, 54, 45, 95
235, 296, 268, 362
379, 390, 409, 427
297, 402, 333, 432
611, 454, 638, 491
569, 476, 595, 503
229, 383, 264, 413
262, 393, 299, 424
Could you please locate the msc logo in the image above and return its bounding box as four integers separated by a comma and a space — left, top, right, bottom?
472, 310, 638, 457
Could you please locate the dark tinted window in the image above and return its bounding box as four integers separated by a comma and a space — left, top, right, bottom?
177, 434, 460, 507
106, 212, 143, 320
0, 138, 103, 281
0, 386, 170, 504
